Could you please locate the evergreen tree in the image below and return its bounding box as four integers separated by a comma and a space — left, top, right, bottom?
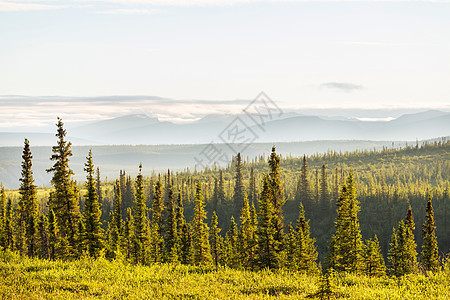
327, 173, 364, 273
268, 146, 285, 255
132, 164, 149, 264
248, 167, 257, 207
149, 180, 164, 263
191, 181, 212, 266
180, 223, 193, 265
238, 193, 257, 270
256, 174, 280, 269
285, 223, 298, 270
296, 203, 318, 272
224, 216, 239, 268
123, 207, 134, 260
83, 150, 103, 258
233, 153, 245, 213
47, 209, 60, 260
218, 170, 226, 205
76, 219, 86, 256
37, 215, 49, 259
363, 235, 386, 277
421, 195, 439, 272
210, 211, 223, 269
297, 155, 311, 217
46, 118, 80, 256
18, 139, 38, 257
3, 198, 14, 251
320, 164, 330, 213
165, 186, 179, 263
388, 227, 400, 276
402, 206, 418, 274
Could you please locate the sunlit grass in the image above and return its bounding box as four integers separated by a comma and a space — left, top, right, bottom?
1, 251, 449, 299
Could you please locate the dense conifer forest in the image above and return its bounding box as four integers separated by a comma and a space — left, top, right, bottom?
1, 118, 449, 299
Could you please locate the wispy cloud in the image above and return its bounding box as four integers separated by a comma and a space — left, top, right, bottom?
320, 82, 365, 92
94, 8, 159, 14
0, 1, 62, 12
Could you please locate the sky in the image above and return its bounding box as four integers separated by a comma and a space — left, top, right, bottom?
1, 0, 450, 128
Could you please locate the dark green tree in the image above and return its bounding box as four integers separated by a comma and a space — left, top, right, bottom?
149, 179, 164, 263
238, 194, 257, 270
132, 164, 149, 264
421, 195, 439, 272
165, 186, 179, 263
191, 181, 212, 266
256, 174, 280, 269
210, 211, 223, 269
83, 150, 103, 258
46, 118, 80, 256
18, 139, 38, 257
296, 203, 318, 272
37, 215, 50, 259
3, 198, 14, 251
233, 153, 245, 213
224, 216, 239, 268
363, 235, 386, 277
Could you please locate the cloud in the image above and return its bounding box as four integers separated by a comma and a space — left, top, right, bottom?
320, 82, 365, 92
94, 8, 159, 14
0, 1, 62, 11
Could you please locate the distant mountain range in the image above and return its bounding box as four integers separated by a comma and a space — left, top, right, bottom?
0, 110, 448, 146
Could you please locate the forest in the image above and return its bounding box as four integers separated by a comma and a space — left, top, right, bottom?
0, 118, 449, 299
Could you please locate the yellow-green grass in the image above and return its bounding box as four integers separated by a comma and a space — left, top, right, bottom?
1, 251, 449, 299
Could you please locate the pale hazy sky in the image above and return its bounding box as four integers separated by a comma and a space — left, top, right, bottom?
1, 0, 450, 122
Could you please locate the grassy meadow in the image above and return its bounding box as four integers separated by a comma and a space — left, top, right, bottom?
1, 251, 449, 299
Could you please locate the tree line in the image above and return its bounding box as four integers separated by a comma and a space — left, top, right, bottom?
0, 118, 445, 277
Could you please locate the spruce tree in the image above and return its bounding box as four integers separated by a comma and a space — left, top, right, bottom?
296, 203, 318, 272
224, 216, 239, 268
233, 153, 245, 213
285, 223, 298, 270
238, 194, 257, 270
210, 211, 223, 269
363, 235, 386, 277
421, 195, 439, 272
37, 215, 50, 259
268, 146, 285, 255
133, 164, 149, 264
165, 186, 179, 263
256, 174, 280, 269
83, 150, 103, 258
48, 209, 60, 260
0, 185, 6, 248
180, 223, 193, 265
3, 198, 14, 251
191, 181, 212, 266
402, 206, 418, 274
388, 227, 400, 276
327, 173, 364, 273
297, 155, 311, 217
248, 167, 257, 207
107, 180, 123, 259
46, 117, 80, 256
218, 170, 226, 204
320, 164, 330, 214
149, 179, 164, 263
123, 207, 134, 260
18, 139, 38, 257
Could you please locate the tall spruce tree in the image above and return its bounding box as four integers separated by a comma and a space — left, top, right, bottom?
18, 139, 38, 257
296, 203, 318, 272
132, 164, 149, 264
327, 173, 364, 273
421, 195, 439, 272
256, 174, 280, 269
238, 194, 257, 270
233, 153, 245, 213
224, 216, 239, 268
268, 146, 285, 254
248, 167, 257, 207
46, 118, 80, 256
165, 186, 179, 263
210, 211, 223, 269
320, 164, 330, 213
83, 150, 103, 258
149, 179, 164, 263
191, 181, 212, 266
297, 155, 312, 219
